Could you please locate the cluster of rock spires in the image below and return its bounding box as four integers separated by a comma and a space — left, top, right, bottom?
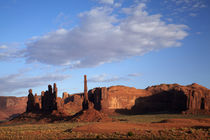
24, 75, 210, 121
26, 83, 58, 113
24, 75, 110, 122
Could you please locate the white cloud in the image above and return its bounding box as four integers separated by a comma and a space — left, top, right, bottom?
0, 45, 7, 49
98, 0, 114, 5
127, 73, 141, 77
88, 74, 128, 83
25, 3, 188, 68
88, 72, 142, 83
0, 43, 25, 61
167, 18, 173, 22
0, 72, 70, 95
114, 2, 122, 8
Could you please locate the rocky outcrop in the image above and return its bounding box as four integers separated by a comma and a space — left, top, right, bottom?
0, 96, 27, 120
129, 83, 210, 114
34, 93, 40, 111
53, 83, 58, 98
82, 75, 89, 110
145, 83, 210, 113
26, 89, 35, 112
89, 86, 151, 112
62, 93, 83, 115
88, 84, 209, 115
26, 83, 58, 113
62, 92, 69, 102
1, 77, 210, 123
4, 75, 209, 122
24, 75, 210, 116
71, 107, 112, 122
41, 84, 58, 113
24, 81, 86, 116
184, 83, 210, 114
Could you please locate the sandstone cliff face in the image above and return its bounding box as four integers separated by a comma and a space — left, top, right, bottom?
89, 86, 152, 111
1, 83, 209, 121
107, 86, 151, 110
62, 93, 83, 115
89, 84, 210, 114
0, 96, 27, 120
62, 92, 69, 101
145, 83, 210, 114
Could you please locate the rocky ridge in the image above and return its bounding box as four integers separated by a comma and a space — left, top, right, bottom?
0, 77, 209, 122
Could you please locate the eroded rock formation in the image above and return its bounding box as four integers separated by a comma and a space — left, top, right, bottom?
144, 83, 210, 114
82, 75, 89, 110
24, 77, 210, 116
34, 93, 40, 111
88, 86, 150, 112
62, 93, 83, 114
88, 84, 210, 115
26, 83, 58, 113
26, 89, 35, 112
41, 84, 58, 112
2, 75, 209, 123
0, 96, 27, 120
62, 92, 69, 102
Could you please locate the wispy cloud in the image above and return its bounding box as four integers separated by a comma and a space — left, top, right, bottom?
0, 43, 25, 61
88, 73, 141, 83
24, 3, 188, 68
0, 71, 70, 95
0, 45, 8, 49
54, 12, 72, 28
98, 0, 114, 5
196, 32, 202, 35
189, 13, 197, 17
88, 74, 128, 83
164, 0, 207, 16
127, 73, 141, 77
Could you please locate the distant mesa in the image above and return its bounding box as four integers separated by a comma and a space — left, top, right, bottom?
0, 96, 27, 121
0, 75, 210, 123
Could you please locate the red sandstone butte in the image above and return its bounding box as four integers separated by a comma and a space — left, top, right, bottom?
0, 76, 209, 122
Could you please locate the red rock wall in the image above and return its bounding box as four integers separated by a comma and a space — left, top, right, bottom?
1, 83, 209, 121
89, 84, 210, 114
62, 93, 83, 115
144, 83, 210, 114
88, 86, 152, 111
0, 96, 27, 120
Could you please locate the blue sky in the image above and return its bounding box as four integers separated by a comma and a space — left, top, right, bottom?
0, 0, 209, 97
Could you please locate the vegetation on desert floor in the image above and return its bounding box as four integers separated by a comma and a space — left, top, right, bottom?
0, 122, 87, 140
0, 114, 209, 140
111, 113, 210, 123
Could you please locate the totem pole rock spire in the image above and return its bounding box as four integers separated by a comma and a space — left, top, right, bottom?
84, 75, 88, 102
83, 75, 89, 110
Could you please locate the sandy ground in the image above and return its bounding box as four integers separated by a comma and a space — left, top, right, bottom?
73, 118, 210, 134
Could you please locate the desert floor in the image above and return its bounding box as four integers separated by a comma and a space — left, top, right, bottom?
0, 114, 209, 140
